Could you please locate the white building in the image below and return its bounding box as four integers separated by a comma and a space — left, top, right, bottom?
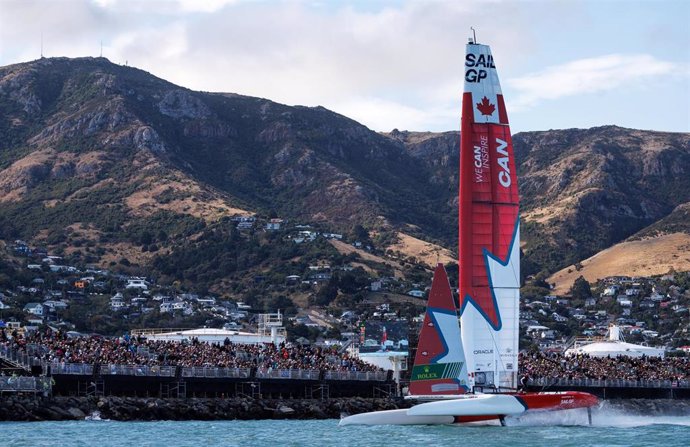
125, 278, 149, 290
131, 328, 285, 345
565, 325, 664, 358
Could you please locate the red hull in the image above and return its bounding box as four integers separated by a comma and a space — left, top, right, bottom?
453, 391, 598, 424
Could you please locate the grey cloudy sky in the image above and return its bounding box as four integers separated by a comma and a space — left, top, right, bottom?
1, 0, 688, 133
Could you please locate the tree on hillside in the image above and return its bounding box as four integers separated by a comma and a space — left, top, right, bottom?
570, 276, 592, 300
350, 224, 372, 245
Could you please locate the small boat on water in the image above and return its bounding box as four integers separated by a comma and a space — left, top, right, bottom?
340, 34, 598, 426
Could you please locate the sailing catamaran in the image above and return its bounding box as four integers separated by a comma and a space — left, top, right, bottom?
340, 36, 598, 426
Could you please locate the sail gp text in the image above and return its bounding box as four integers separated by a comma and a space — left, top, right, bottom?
465, 53, 495, 83
473, 137, 511, 188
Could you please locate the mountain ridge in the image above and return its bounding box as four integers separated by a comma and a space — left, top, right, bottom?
1, 56, 689, 297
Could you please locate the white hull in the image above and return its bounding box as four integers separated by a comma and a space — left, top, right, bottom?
407, 394, 525, 417
339, 394, 525, 426
338, 409, 454, 426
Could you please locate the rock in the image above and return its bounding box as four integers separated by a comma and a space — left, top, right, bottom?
274, 405, 295, 418
67, 407, 86, 419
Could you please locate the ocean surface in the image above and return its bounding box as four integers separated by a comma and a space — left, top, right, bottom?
1, 408, 689, 447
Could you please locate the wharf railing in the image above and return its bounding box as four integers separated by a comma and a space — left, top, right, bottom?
255, 368, 319, 380
181, 366, 250, 379
323, 370, 389, 381
0, 376, 52, 395
47, 362, 389, 381
100, 364, 176, 377
529, 377, 690, 389
0, 344, 39, 372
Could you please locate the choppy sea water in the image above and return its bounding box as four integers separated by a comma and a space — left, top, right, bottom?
1, 407, 689, 447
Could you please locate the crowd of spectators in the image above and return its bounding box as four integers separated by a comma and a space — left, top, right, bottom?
0, 328, 381, 372
519, 351, 690, 382
4, 328, 690, 380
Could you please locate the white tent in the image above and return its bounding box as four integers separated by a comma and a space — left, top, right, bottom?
133, 328, 285, 345
565, 340, 664, 358
565, 325, 665, 358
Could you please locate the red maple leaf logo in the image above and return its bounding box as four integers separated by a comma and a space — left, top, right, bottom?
476, 96, 496, 116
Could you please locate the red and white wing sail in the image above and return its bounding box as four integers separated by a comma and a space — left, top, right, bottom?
458, 43, 520, 390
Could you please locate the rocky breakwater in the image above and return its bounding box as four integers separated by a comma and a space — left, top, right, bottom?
0, 396, 413, 421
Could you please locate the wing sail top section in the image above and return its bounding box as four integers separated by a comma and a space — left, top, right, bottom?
409, 264, 469, 396
459, 43, 520, 390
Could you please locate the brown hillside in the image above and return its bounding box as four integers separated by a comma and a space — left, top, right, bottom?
387, 232, 454, 267
548, 232, 690, 294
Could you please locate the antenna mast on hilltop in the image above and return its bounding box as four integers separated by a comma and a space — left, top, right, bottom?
40, 32, 44, 58
100, 40, 103, 58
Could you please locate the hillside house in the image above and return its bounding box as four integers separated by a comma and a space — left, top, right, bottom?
639, 299, 655, 309
650, 292, 664, 302
172, 299, 193, 315
299, 231, 318, 241
23, 303, 44, 316
295, 315, 321, 327
160, 302, 173, 313
285, 275, 300, 284
616, 295, 633, 307
125, 278, 149, 290
552, 312, 568, 322
236, 221, 254, 230
265, 219, 283, 231
232, 215, 255, 223
131, 297, 148, 306
309, 273, 331, 282
196, 297, 216, 306
308, 264, 331, 271
110, 293, 126, 310
408, 290, 425, 298
603, 285, 619, 296
43, 300, 68, 311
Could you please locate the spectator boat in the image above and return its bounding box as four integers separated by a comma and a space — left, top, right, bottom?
340, 34, 599, 426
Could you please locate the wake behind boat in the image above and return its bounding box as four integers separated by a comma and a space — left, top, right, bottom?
340, 34, 598, 427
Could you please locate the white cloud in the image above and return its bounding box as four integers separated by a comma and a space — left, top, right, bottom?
175, 0, 240, 13
0, 0, 537, 131
330, 96, 457, 132
2, 1, 686, 132
507, 54, 678, 110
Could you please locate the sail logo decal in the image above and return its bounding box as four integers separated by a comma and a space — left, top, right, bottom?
476, 97, 495, 116
426, 307, 458, 363
473, 135, 489, 182
410, 362, 465, 381
496, 138, 511, 187
460, 219, 520, 330
465, 52, 495, 83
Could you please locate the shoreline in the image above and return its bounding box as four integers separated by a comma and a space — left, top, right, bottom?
1, 396, 690, 422
0, 396, 412, 422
